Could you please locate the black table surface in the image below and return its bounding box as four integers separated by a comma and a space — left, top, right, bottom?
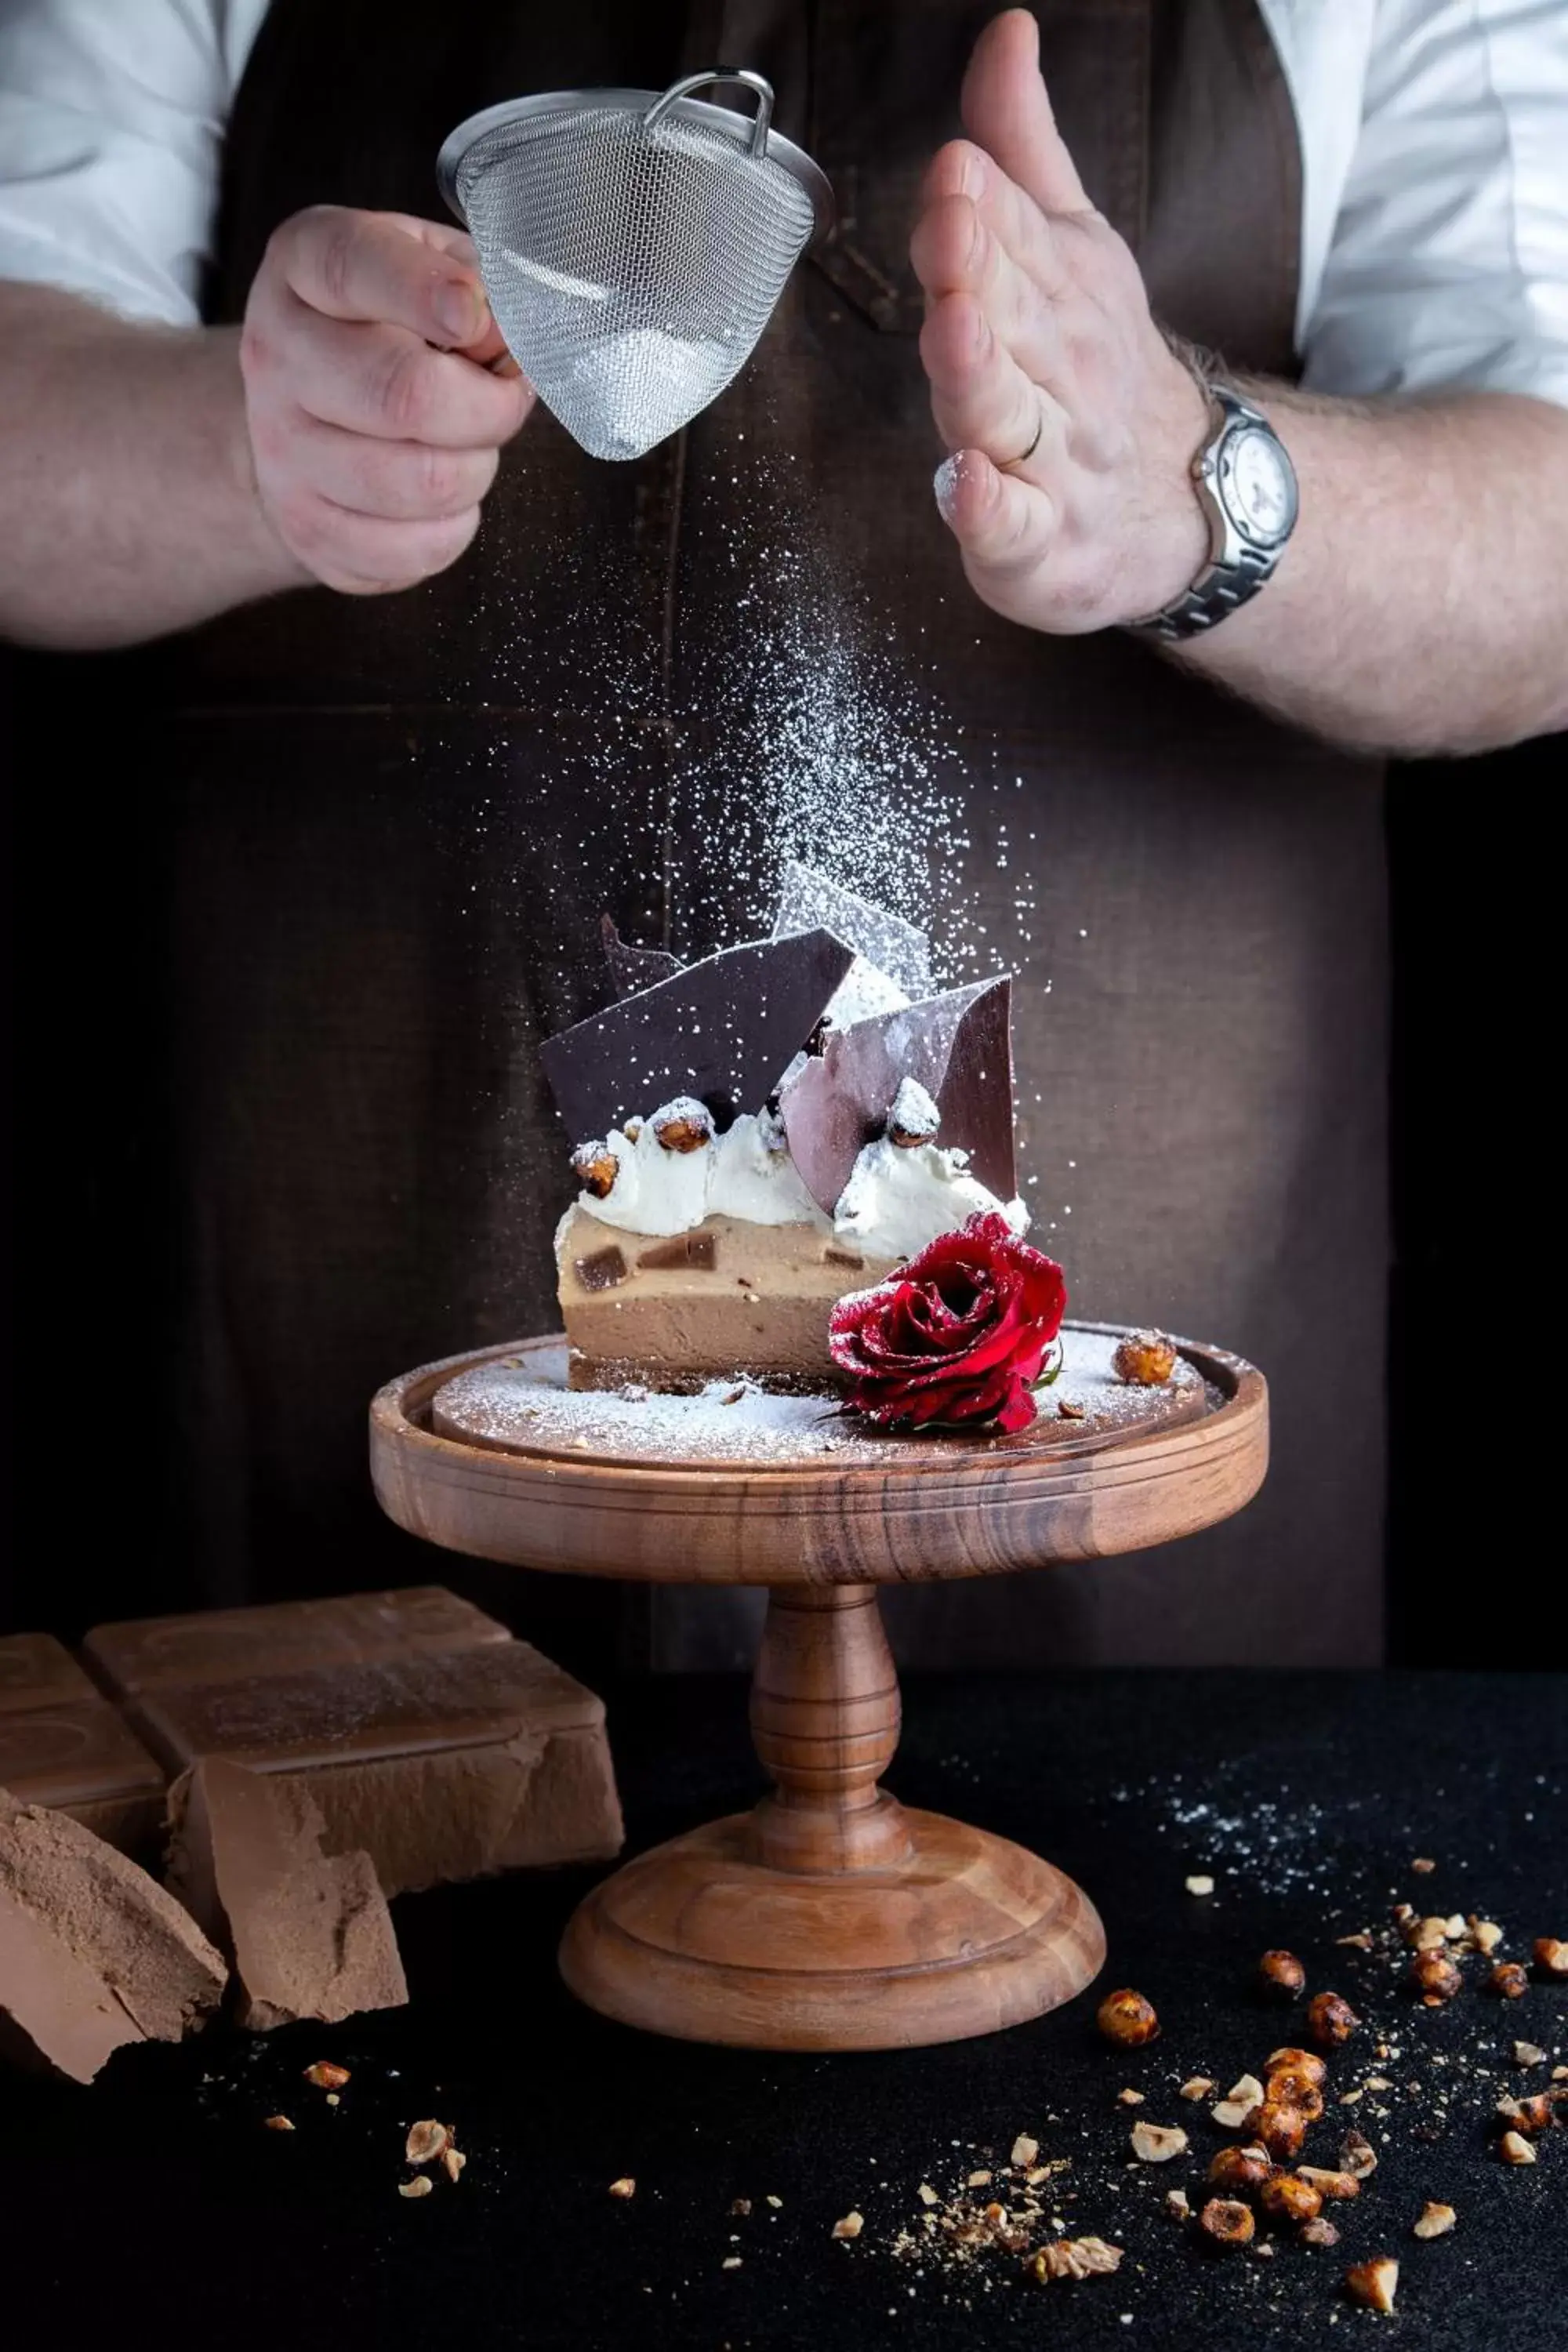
6, 1671, 1566, 2350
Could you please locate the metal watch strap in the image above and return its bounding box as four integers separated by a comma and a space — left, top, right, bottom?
1128, 384, 1285, 644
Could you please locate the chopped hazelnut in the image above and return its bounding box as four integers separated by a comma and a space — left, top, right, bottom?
917, 2184, 939, 2207
1340, 2129, 1378, 2180
1345, 2257, 1399, 2313
1266, 2048, 1327, 2087
1336, 1932, 1374, 1950
1010, 2134, 1039, 2169
263, 2115, 295, 2132
1297, 2167, 1362, 2201
652, 1103, 713, 1153
1504, 2094, 1557, 2137
832, 2212, 864, 2240
1185, 1874, 1215, 1896
1253, 2101, 1309, 2162
1412, 1857, 1436, 1874
1026, 2236, 1123, 2281
1259, 1949, 1306, 1998
1117, 2088, 1145, 2106
1300, 2217, 1341, 2248
1096, 1987, 1160, 2046
1057, 1398, 1087, 1420
1130, 2122, 1189, 2163
1534, 1937, 1568, 1977
1307, 1991, 1359, 2048
571, 1142, 619, 1198
1180, 2077, 1215, 2101
1409, 1916, 1450, 1951
398, 2176, 434, 2200
1489, 1961, 1530, 1999
1112, 1331, 1178, 1385
1498, 2131, 1537, 2165
1208, 2144, 1273, 2194
966, 2169, 993, 2187
1413, 2201, 1456, 2239
720, 2256, 742, 2270
302, 2061, 350, 2090
1468, 1917, 1504, 1955
1198, 2198, 1254, 2247
442, 2147, 466, 2183
1259, 2172, 1322, 2224
1410, 1950, 1463, 2002
1165, 2189, 1192, 2219
608, 2177, 637, 2200
1513, 2042, 1548, 2067
405, 2121, 449, 2165
1211, 2074, 1267, 2130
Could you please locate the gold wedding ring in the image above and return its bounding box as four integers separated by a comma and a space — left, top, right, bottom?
999, 401, 1044, 473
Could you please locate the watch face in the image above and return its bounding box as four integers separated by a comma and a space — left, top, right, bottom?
1225, 426, 1298, 546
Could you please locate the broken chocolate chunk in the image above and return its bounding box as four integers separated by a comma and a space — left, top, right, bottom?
780, 977, 1015, 1212
637, 1232, 718, 1272
574, 1246, 628, 1292
601, 914, 683, 1000
542, 929, 856, 1142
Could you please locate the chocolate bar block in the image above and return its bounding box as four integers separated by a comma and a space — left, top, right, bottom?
132, 1642, 624, 1896
0, 1639, 167, 1859
83, 1584, 510, 1696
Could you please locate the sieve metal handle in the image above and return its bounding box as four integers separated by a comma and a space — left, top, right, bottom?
642, 68, 776, 157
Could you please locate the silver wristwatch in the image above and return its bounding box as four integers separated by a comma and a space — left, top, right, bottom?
1129, 382, 1299, 641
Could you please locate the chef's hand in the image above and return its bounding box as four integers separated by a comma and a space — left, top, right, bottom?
239, 207, 534, 594
912, 9, 1210, 633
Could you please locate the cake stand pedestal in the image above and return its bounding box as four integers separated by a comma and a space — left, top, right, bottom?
370, 1324, 1266, 2050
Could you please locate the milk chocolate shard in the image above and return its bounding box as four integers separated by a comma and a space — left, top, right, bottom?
0, 1639, 168, 1861
166, 1758, 407, 2032
541, 927, 857, 1143
780, 976, 1016, 1213
83, 1584, 511, 1697
0, 1788, 227, 2083
771, 860, 934, 1000
601, 913, 684, 1000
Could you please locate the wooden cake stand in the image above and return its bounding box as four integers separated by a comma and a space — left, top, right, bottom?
370, 1324, 1266, 2051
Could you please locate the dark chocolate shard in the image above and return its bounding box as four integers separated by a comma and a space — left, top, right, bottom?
771, 861, 934, 1001
601, 913, 684, 1000
779, 978, 1015, 1213
542, 928, 857, 1142
574, 1245, 628, 1292
637, 1232, 718, 1272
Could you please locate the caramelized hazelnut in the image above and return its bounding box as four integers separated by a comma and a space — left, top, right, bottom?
1096, 1987, 1160, 2047
1258, 2172, 1322, 2224
1345, 2257, 1399, 2314
1266, 2048, 1327, 2087
1208, 2144, 1273, 2194
1534, 1937, 1568, 1977
1306, 1991, 1359, 2049
1259, 1950, 1306, 1999
571, 1142, 619, 1199
1265, 2069, 1325, 2121
1112, 1331, 1178, 1385
1505, 2094, 1557, 2137
1253, 2100, 1309, 2161
1198, 2198, 1254, 2247
1410, 1950, 1463, 2003
1489, 1961, 1530, 1999
652, 1105, 713, 1153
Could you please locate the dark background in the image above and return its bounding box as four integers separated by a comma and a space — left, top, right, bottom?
1, 647, 1559, 1667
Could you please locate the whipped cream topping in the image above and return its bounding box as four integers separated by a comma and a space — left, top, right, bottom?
833, 1136, 1028, 1263
574, 1102, 828, 1239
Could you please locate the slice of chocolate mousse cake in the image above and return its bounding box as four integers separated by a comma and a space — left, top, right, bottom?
544, 869, 1028, 1393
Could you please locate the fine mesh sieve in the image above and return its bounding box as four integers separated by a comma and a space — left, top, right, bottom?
437, 70, 833, 463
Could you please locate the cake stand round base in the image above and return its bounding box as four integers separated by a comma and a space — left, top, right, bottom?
559, 1806, 1105, 2051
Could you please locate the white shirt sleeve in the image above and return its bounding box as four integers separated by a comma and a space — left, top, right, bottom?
1302, 0, 1568, 408
0, 0, 264, 325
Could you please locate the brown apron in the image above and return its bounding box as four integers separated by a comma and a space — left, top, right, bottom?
117, 0, 1388, 1669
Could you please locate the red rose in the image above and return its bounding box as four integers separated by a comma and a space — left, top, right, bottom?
828, 1211, 1068, 1434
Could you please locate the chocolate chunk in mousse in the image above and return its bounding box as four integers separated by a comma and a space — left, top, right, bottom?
0, 1791, 227, 2082
83, 1585, 510, 1695
780, 976, 1016, 1213
130, 1642, 623, 1896
637, 1231, 718, 1272
574, 1244, 629, 1291
541, 927, 856, 1142
601, 913, 684, 1000
166, 1757, 407, 2031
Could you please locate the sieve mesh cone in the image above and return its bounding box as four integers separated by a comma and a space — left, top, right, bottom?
440, 77, 830, 463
